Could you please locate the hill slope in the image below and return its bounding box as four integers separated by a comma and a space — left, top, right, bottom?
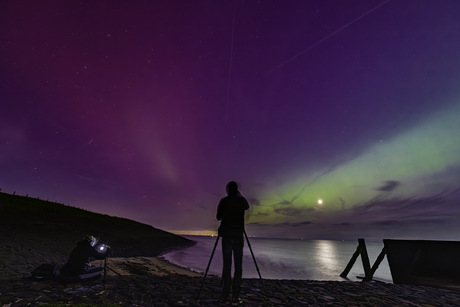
0, 192, 194, 280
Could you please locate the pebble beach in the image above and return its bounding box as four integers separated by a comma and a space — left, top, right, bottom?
2, 255, 460, 306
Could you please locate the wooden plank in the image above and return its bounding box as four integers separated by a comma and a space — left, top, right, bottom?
340, 243, 362, 278
364, 247, 386, 282
358, 238, 372, 281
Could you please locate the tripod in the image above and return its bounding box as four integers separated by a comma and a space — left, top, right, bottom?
102, 257, 122, 282
196, 229, 268, 300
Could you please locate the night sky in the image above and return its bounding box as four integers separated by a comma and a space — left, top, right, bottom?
2, 1, 460, 241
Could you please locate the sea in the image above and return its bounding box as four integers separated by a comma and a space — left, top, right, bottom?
163, 236, 393, 283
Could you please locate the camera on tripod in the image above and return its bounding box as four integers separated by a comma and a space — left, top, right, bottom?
97, 243, 109, 253
89, 236, 110, 255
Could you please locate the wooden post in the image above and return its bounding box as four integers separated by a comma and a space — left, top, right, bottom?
340, 238, 387, 282
340, 243, 362, 278
364, 247, 387, 281
359, 238, 372, 280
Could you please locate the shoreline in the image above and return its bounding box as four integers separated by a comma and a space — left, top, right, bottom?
2, 256, 460, 306
2, 195, 460, 305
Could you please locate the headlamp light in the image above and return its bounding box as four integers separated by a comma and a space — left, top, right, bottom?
96, 243, 108, 253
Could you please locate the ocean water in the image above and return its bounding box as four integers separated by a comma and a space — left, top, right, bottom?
163, 236, 393, 282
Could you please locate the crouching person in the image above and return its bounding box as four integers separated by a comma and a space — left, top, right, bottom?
60, 235, 111, 282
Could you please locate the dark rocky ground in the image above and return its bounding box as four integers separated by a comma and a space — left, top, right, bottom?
2, 273, 460, 306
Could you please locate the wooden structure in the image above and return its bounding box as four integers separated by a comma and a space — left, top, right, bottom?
341, 238, 460, 289
384, 239, 460, 288
340, 238, 386, 282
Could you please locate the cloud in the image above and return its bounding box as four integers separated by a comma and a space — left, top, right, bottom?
246, 190, 460, 240
251, 211, 270, 217
278, 221, 313, 227
374, 220, 401, 226
247, 197, 261, 206
274, 206, 304, 216
375, 180, 401, 192
273, 205, 317, 216
351, 190, 460, 222
275, 200, 293, 206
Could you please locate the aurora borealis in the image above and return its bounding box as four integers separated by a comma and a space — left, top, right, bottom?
2, 1, 460, 240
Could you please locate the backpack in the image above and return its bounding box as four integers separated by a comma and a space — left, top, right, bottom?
31, 263, 57, 281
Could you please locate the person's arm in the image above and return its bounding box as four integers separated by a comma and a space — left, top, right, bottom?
243, 198, 249, 210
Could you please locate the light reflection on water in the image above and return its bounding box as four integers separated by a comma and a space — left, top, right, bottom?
163, 236, 393, 282
315, 240, 339, 274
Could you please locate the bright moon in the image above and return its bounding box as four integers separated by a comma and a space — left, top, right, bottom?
318, 199, 323, 205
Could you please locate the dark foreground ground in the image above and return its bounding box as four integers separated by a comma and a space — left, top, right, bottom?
2, 273, 460, 306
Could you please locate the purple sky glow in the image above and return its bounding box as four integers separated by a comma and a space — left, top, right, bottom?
2, 0, 460, 240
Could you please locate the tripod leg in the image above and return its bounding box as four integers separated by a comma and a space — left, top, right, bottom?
103, 258, 107, 282
243, 229, 268, 299
197, 235, 220, 300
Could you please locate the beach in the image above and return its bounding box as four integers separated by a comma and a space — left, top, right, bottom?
3, 253, 460, 306
2, 194, 460, 306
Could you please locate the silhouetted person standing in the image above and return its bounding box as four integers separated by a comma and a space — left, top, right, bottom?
216, 181, 249, 303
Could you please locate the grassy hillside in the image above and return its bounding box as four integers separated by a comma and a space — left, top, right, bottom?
0, 191, 195, 279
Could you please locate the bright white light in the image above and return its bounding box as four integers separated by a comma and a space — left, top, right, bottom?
97, 244, 107, 253
318, 199, 323, 205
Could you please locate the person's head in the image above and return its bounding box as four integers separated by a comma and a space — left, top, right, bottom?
226, 181, 239, 196
85, 235, 98, 247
